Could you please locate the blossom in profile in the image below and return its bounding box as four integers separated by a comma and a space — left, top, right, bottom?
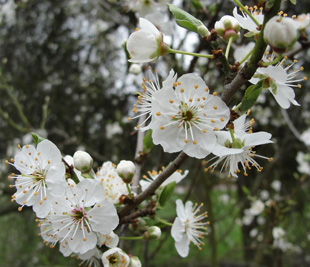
249, 59, 305, 109
50, 179, 119, 254
233, 6, 264, 35
128, 68, 177, 131
295, 13, 310, 30
150, 73, 230, 159
8, 139, 66, 218
171, 199, 208, 257
208, 114, 273, 177
101, 247, 130, 267
126, 18, 170, 63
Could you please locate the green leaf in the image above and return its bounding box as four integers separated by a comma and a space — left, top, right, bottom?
240, 80, 264, 112
168, 4, 210, 37
289, 0, 296, 4
191, 0, 203, 9
242, 185, 250, 195
31, 132, 45, 145
143, 129, 154, 153
265, 0, 276, 11
158, 182, 176, 207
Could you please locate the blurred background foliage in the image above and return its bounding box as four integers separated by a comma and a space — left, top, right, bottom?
0, 0, 310, 266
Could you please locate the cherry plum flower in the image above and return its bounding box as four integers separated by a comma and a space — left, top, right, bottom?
50, 179, 119, 254
249, 59, 305, 109
8, 139, 66, 218
126, 18, 170, 63
101, 247, 130, 267
171, 199, 208, 257
150, 73, 230, 159
208, 114, 273, 177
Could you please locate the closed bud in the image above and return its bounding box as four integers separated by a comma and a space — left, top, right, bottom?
116, 160, 136, 183
129, 256, 142, 267
264, 16, 298, 53
143, 226, 161, 240
215, 15, 240, 41
129, 64, 142, 75
73, 151, 93, 173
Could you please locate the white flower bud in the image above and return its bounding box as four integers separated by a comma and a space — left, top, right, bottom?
264, 16, 298, 53
129, 256, 142, 267
73, 151, 93, 173
143, 226, 161, 240
116, 160, 136, 183
215, 15, 240, 41
129, 64, 142, 75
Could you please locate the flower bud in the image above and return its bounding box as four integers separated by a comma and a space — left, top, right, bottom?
129, 256, 142, 267
129, 64, 142, 75
215, 15, 240, 41
73, 151, 93, 173
264, 16, 298, 53
116, 160, 136, 183
143, 226, 161, 240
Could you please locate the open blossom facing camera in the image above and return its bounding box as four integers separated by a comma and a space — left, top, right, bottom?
150, 73, 230, 159
126, 18, 170, 63
249, 58, 305, 109
8, 140, 66, 218
49, 179, 119, 254
95, 161, 129, 204
171, 199, 208, 257
208, 114, 273, 177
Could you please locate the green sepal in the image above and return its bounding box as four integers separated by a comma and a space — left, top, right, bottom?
158, 182, 176, 207
244, 30, 260, 38
143, 129, 154, 153
31, 132, 45, 145
240, 80, 264, 112
168, 4, 210, 37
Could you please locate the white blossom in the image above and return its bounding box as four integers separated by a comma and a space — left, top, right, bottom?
171, 199, 208, 257
95, 161, 128, 204
9, 140, 66, 218
50, 179, 119, 254
102, 247, 130, 267
215, 15, 240, 41
208, 114, 273, 177
249, 200, 265, 216
127, 18, 169, 63
151, 73, 230, 159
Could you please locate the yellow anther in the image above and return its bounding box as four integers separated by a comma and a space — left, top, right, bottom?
205, 88, 209, 92
194, 84, 198, 89
177, 81, 181, 85
213, 92, 218, 96
156, 112, 161, 116
193, 140, 197, 145
189, 98, 193, 102
220, 117, 225, 122
214, 127, 218, 131
211, 119, 215, 123
184, 139, 188, 143
213, 105, 217, 110
202, 129, 206, 133
160, 126, 165, 130
169, 99, 174, 103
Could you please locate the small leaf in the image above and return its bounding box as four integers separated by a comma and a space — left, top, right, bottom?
289, 0, 296, 4
168, 4, 210, 37
265, 0, 276, 11
158, 182, 176, 207
31, 132, 45, 145
191, 0, 203, 10
240, 80, 264, 112
242, 185, 250, 195
143, 129, 154, 153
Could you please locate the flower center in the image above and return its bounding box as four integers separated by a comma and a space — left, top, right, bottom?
108, 255, 118, 264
